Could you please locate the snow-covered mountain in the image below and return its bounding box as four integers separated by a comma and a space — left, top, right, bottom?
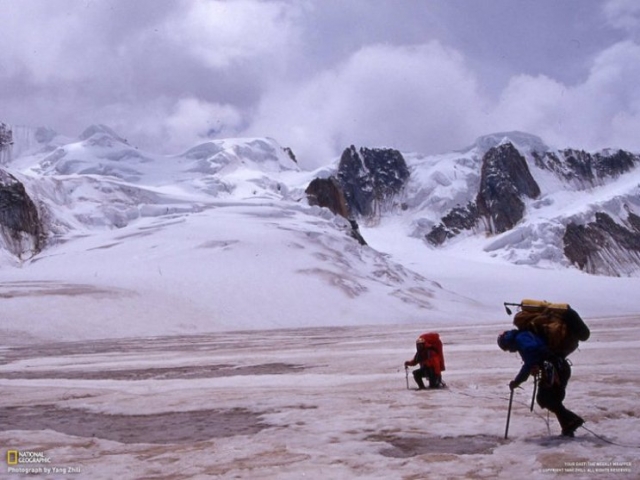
411, 133, 640, 275
1, 124, 639, 342
309, 131, 640, 276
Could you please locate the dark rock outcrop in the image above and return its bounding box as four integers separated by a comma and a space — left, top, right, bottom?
0, 168, 44, 258
476, 142, 540, 234
305, 146, 409, 220
426, 203, 479, 245
533, 148, 639, 187
283, 147, 298, 164
628, 212, 640, 232
336, 146, 410, 218
305, 177, 350, 219
427, 142, 540, 244
563, 212, 640, 276
305, 177, 367, 245
305, 146, 409, 245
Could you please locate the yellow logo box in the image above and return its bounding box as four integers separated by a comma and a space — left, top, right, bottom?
7, 450, 18, 465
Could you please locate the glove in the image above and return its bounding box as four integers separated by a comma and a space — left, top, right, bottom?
509, 380, 520, 391
404, 361, 410, 368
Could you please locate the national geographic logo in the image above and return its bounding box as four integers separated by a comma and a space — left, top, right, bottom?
6, 449, 83, 475
5, 450, 51, 464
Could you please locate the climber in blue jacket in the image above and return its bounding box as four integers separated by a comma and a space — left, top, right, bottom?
498, 329, 584, 437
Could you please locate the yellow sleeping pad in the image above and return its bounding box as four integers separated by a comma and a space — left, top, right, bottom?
520, 299, 570, 313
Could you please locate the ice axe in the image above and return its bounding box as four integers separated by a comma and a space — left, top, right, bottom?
503, 302, 521, 316
504, 388, 514, 439
404, 366, 409, 390
530, 374, 538, 412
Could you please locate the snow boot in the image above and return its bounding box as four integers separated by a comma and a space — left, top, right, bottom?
561, 415, 584, 437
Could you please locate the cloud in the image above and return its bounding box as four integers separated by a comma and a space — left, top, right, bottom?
248, 36, 640, 168
90, 97, 243, 154
246, 42, 488, 167
0, 1, 181, 84
0, 0, 317, 148
490, 40, 640, 151
603, 0, 640, 35
0, 3, 85, 83
2, 1, 640, 170
165, 0, 303, 71
163, 98, 244, 150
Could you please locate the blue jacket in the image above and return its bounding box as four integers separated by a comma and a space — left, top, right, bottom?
507, 330, 551, 385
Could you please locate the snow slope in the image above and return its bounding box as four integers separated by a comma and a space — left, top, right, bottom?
2, 201, 472, 343
1, 126, 640, 343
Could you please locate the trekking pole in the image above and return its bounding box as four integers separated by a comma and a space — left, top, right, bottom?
530, 374, 538, 412
505, 388, 514, 439
405, 366, 409, 390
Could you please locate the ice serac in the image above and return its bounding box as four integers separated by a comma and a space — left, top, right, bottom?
0, 168, 43, 259
0, 123, 12, 165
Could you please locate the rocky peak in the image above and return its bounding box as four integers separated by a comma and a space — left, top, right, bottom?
476, 142, 541, 234
533, 148, 639, 188
336, 146, 410, 218
304, 145, 409, 245
426, 142, 541, 244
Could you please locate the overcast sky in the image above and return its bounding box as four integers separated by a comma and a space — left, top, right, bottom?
2, 0, 640, 168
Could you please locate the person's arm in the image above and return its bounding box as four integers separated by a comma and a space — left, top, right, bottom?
510, 333, 544, 389
511, 363, 531, 388
404, 353, 418, 367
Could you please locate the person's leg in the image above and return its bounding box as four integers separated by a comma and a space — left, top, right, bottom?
537, 384, 583, 436
558, 409, 584, 436
412, 369, 426, 389
553, 359, 583, 436
427, 368, 438, 388
426, 368, 444, 388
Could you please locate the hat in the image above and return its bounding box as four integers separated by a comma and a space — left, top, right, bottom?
497, 330, 518, 351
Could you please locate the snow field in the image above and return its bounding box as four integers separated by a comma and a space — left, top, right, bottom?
0, 317, 638, 479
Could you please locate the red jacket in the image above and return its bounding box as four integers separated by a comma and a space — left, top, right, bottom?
405, 333, 445, 375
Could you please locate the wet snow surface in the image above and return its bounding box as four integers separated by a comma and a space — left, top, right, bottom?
1, 317, 638, 479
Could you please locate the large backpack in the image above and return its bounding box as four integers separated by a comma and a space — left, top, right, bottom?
510, 299, 590, 358
416, 332, 445, 373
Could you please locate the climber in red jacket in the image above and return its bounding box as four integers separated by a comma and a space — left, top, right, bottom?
404, 332, 446, 389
